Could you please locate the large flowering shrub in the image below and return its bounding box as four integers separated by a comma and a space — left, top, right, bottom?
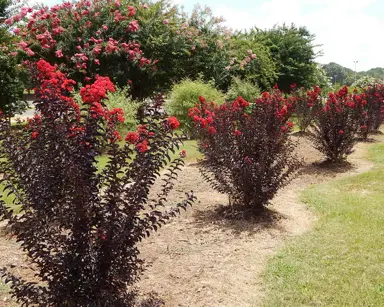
291, 84, 322, 132
189, 89, 301, 214
308, 86, 365, 162
8, 1, 236, 100
0, 61, 195, 305
359, 83, 384, 138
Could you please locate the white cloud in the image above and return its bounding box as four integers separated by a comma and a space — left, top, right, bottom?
211, 0, 384, 71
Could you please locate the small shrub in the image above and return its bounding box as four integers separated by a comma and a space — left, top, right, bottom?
104, 86, 140, 134
165, 79, 225, 134
226, 77, 260, 102
308, 86, 365, 162
291, 85, 322, 132
0, 50, 28, 117
359, 83, 384, 139
0, 60, 195, 306
189, 89, 301, 214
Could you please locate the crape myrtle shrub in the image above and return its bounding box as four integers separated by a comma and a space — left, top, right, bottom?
0, 60, 195, 306
290, 84, 322, 132
189, 88, 301, 214
359, 83, 384, 138
308, 86, 365, 163
8, 1, 235, 100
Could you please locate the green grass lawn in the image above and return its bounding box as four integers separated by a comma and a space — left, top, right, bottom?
264, 143, 384, 306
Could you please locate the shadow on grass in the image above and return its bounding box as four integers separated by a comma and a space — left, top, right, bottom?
193, 204, 286, 236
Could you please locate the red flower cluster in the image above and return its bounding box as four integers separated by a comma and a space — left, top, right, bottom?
166, 116, 180, 130
136, 139, 148, 153
125, 129, 149, 153
256, 87, 295, 126
125, 132, 139, 144
80, 76, 115, 104
180, 149, 187, 158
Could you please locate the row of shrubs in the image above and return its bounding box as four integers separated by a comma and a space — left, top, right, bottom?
93, 77, 259, 136
1, 65, 383, 305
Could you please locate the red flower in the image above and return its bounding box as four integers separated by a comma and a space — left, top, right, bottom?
80, 76, 115, 104
108, 108, 125, 123
138, 124, 147, 134
235, 130, 242, 136
110, 130, 122, 143
31, 131, 38, 139
167, 116, 180, 130
361, 125, 367, 129
128, 20, 139, 32
55, 49, 63, 58
125, 132, 139, 144
127, 5, 136, 17
208, 126, 216, 135
338, 130, 344, 135
180, 149, 187, 158
287, 121, 294, 128
136, 140, 148, 153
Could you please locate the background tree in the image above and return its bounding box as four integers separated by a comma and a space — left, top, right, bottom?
248, 24, 320, 92
0, 0, 27, 118
227, 34, 277, 90
322, 62, 356, 86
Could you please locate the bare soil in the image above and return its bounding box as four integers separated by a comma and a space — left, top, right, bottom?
0, 136, 377, 306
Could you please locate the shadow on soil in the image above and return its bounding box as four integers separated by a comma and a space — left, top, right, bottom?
299, 159, 355, 178
193, 205, 286, 236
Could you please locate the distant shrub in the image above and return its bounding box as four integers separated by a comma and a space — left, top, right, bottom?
165, 79, 225, 134
226, 77, 260, 102
291, 85, 323, 132
0, 51, 28, 117
308, 86, 365, 162
189, 89, 301, 215
359, 83, 384, 139
104, 86, 140, 133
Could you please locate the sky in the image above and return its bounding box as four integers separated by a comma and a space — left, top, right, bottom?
33, 0, 384, 71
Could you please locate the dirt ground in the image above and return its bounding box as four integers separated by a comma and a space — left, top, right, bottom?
0, 135, 378, 306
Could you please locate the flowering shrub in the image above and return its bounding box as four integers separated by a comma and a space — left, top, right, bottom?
359, 83, 384, 138
8, 1, 236, 100
7, 0, 156, 98
291, 84, 322, 132
189, 88, 301, 214
0, 61, 195, 305
308, 86, 365, 162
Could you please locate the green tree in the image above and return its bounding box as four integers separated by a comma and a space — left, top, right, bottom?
248, 24, 320, 92
322, 62, 355, 86
228, 35, 277, 90
0, 0, 27, 118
